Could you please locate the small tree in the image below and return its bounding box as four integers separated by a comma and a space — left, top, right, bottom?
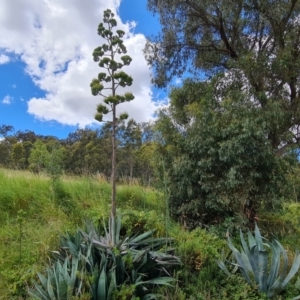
28, 140, 50, 174
11, 143, 25, 169
90, 9, 135, 218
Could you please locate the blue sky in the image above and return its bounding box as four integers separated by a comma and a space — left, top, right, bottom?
0, 0, 165, 139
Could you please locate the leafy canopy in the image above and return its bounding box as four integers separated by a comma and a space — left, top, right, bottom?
145, 0, 300, 154
154, 78, 288, 228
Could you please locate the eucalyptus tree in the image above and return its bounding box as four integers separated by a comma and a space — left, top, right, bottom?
118, 118, 142, 179
145, 0, 300, 155
28, 140, 50, 174
0, 125, 14, 167
154, 78, 288, 228
90, 9, 134, 218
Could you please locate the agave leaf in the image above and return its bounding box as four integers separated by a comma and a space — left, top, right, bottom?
134, 238, 173, 250
28, 283, 49, 300
110, 215, 116, 246
240, 250, 252, 272
37, 273, 48, 289
227, 236, 252, 285
66, 241, 80, 257
69, 257, 78, 291
103, 218, 109, 239
87, 241, 94, 260
76, 262, 86, 296
277, 239, 289, 283
240, 230, 256, 273
136, 276, 175, 287
97, 259, 107, 299
116, 254, 125, 285
267, 279, 283, 299
257, 250, 268, 293
267, 240, 281, 288
240, 230, 249, 254
247, 230, 256, 250
137, 251, 150, 271
93, 239, 110, 249
150, 253, 180, 266
107, 268, 117, 300
267, 243, 288, 298
82, 246, 94, 270
62, 258, 70, 285
116, 214, 122, 245
254, 224, 264, 251
91, 270, 99, 299
58, 261, 69, 299
46, 269, 56, 299
52, 264, 61, 299
133, 249, 148, 264
282, 251, 300, 287
249, 244, 260, 283
130, 230, 155, 244
216, 260, 232, 276
85, 221, 100, 243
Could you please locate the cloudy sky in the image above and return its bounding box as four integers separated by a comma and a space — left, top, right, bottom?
0, 0, 167, 138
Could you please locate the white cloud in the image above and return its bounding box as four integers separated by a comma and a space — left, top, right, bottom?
174, 77, 182, 85
0, 0, 160, 127
2, 94, 12, 104
0, 54, 10, 64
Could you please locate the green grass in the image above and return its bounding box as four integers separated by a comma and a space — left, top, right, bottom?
1, 168, 300, 299
0, 169, 168, 299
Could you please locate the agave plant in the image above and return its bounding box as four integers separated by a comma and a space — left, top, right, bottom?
29, 216, 180, 299
217, 224, 300, 298
28, 256, 87, 299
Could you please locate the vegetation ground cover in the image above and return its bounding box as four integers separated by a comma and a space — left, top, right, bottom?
1, 169, 300, 299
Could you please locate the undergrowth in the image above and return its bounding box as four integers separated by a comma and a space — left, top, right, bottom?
1, 168, 300, 299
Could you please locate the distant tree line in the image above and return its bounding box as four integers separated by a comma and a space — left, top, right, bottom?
0, 121, 155, 184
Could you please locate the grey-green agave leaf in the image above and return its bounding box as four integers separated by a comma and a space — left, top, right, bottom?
218, 223, 300, 298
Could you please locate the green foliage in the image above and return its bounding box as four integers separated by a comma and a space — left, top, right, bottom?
11, 143, 25, 169
2, 169, 300, 299
217, 224, 300, 298
175, 228, 226, 272
154, 79, 288, 228
29, 217, 180, 299
258, 202, 300, 253
28, 140, 50, 174
45, 145, 65, 179
145, 0, 300, 155
0, 170, 104, 299
118, 119, 143, 179
154, 226, 227, 299
0, 122, 156, 180
121, 209, 167, 237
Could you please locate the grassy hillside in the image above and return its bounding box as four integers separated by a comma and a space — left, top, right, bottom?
0, 169, 166, 299
1, 168, 300, 299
